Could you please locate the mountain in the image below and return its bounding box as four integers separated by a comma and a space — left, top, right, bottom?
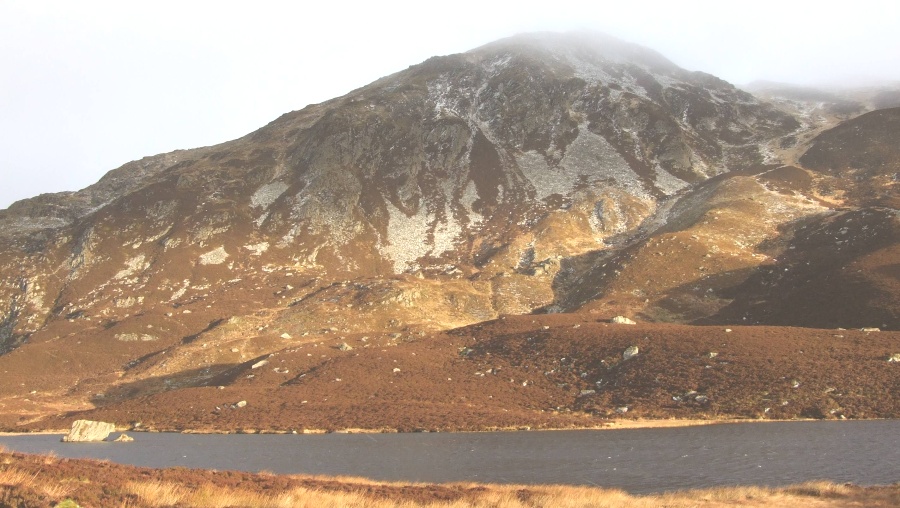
0, 32, 897, 431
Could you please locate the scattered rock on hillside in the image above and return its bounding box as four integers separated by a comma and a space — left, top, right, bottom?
623, 345, 640, 360
612, 316, 637, 325
234, 400, 247, 408
336, 342, 353, 351
115, 333, 158, 342
251, 359, 269, 369
62, 420, 115, 442
888, 353, 900, 363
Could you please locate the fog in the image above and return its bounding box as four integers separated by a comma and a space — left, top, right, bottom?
2, 0, 898, 209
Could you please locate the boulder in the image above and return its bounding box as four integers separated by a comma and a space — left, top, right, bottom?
62, 420, 115, 442
611, 316, 636, 325
888, 353, 900, 363
623, 345, 639, 360
336, 342, 353, 351
113, 433, 134, 443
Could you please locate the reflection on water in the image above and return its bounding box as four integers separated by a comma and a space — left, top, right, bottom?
1, 420, 898, 494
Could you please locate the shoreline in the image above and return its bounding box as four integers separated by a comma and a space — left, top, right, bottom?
3, 417, 886, 437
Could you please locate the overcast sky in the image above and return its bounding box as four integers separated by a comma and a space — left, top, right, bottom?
2, 0, 899, 209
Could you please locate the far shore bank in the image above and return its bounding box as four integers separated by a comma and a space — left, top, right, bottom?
4, 417, 886, 437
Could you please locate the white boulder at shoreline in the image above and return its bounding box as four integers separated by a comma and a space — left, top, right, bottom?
61, 419, 115, 442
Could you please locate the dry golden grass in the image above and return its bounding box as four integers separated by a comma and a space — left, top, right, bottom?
2, 450, 896, 508
124, 481, 187, 507
783, 481, 852, 498
39, 480, 76, 500
0, 466, 79, 508
0, 467, 35, 488
118, 478, 894, 508
126, 480, 416, 508
41, 449, 59, 465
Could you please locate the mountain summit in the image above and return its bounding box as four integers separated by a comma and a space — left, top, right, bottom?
0, 32, 897, 431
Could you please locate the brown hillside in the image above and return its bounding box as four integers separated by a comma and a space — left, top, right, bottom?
799, 107, 900, 207
17, 314, 899, 433
702, 208, 900, 329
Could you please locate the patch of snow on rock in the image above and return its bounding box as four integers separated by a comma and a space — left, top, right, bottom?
653, 165, 689, 196
243, 242, 269, 256
432, 204, 462, 256
114, 254, 148, 280
517, 151, 579, 200
199, 246, 229, 265
251, 181, 289, 209
24, 280, 46, 312
380, 200, 432, 273
460, 180, 483, 227
558, 125, 650, 201
170, 279, 190, 302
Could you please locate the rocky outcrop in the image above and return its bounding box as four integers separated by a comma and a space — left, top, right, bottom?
623, 345, 640, 360
62, 420, 115, 442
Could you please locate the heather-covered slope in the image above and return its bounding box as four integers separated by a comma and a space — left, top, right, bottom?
18, 315, 900, 433
799, 107, 900, 208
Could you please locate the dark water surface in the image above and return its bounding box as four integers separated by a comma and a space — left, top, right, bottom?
2, 420, 898, 493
